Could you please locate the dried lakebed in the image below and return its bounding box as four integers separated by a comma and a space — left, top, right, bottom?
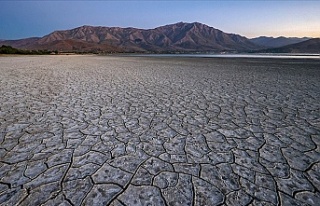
0, 55, 319, 205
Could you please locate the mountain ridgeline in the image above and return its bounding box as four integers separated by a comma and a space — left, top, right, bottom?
0, 22, 319, 53
0, 22, 259, 53
258, 38, 320, 54
250, 36, 311, 48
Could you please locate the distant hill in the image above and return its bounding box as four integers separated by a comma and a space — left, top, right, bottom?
259, 38, 320, 53
0, 37, 40, 49
250, 36, 310, 48
0, 22, 260, 53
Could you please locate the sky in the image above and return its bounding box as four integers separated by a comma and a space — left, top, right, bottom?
0, 0, 320, 40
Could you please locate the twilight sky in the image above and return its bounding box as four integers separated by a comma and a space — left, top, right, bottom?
0, 1, 319, 40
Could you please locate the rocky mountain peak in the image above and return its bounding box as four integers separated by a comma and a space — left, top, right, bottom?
1, 22, 262, 52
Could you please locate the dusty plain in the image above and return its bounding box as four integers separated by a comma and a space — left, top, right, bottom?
0, 55, 319, 205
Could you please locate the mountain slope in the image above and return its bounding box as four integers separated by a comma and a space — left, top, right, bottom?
259, 38, 320, 53
0, 22, 261, 52
250, 36, 310, 48
0, 37, 41, 49
151, 22, 259, 51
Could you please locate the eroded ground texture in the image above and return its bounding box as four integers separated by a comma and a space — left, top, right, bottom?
0, 55, 319, 206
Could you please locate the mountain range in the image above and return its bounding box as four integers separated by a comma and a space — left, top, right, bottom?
258, 38, 320, 53
0, 22, 319, 53
250, 36, 310, 48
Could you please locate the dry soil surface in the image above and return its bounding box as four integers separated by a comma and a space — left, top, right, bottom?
0, 55, 320, 205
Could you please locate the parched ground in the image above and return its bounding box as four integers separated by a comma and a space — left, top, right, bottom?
0, 55, 319, 205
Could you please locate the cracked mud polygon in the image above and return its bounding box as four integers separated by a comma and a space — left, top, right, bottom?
0, 56, 319, 205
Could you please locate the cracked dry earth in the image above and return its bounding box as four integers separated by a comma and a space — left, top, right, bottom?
0, 55, 319, 206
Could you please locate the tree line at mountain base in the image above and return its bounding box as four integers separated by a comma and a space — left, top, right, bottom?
0, 45, 58, 55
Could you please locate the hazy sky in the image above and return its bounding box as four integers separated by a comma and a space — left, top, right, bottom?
1, 1, 319, 40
